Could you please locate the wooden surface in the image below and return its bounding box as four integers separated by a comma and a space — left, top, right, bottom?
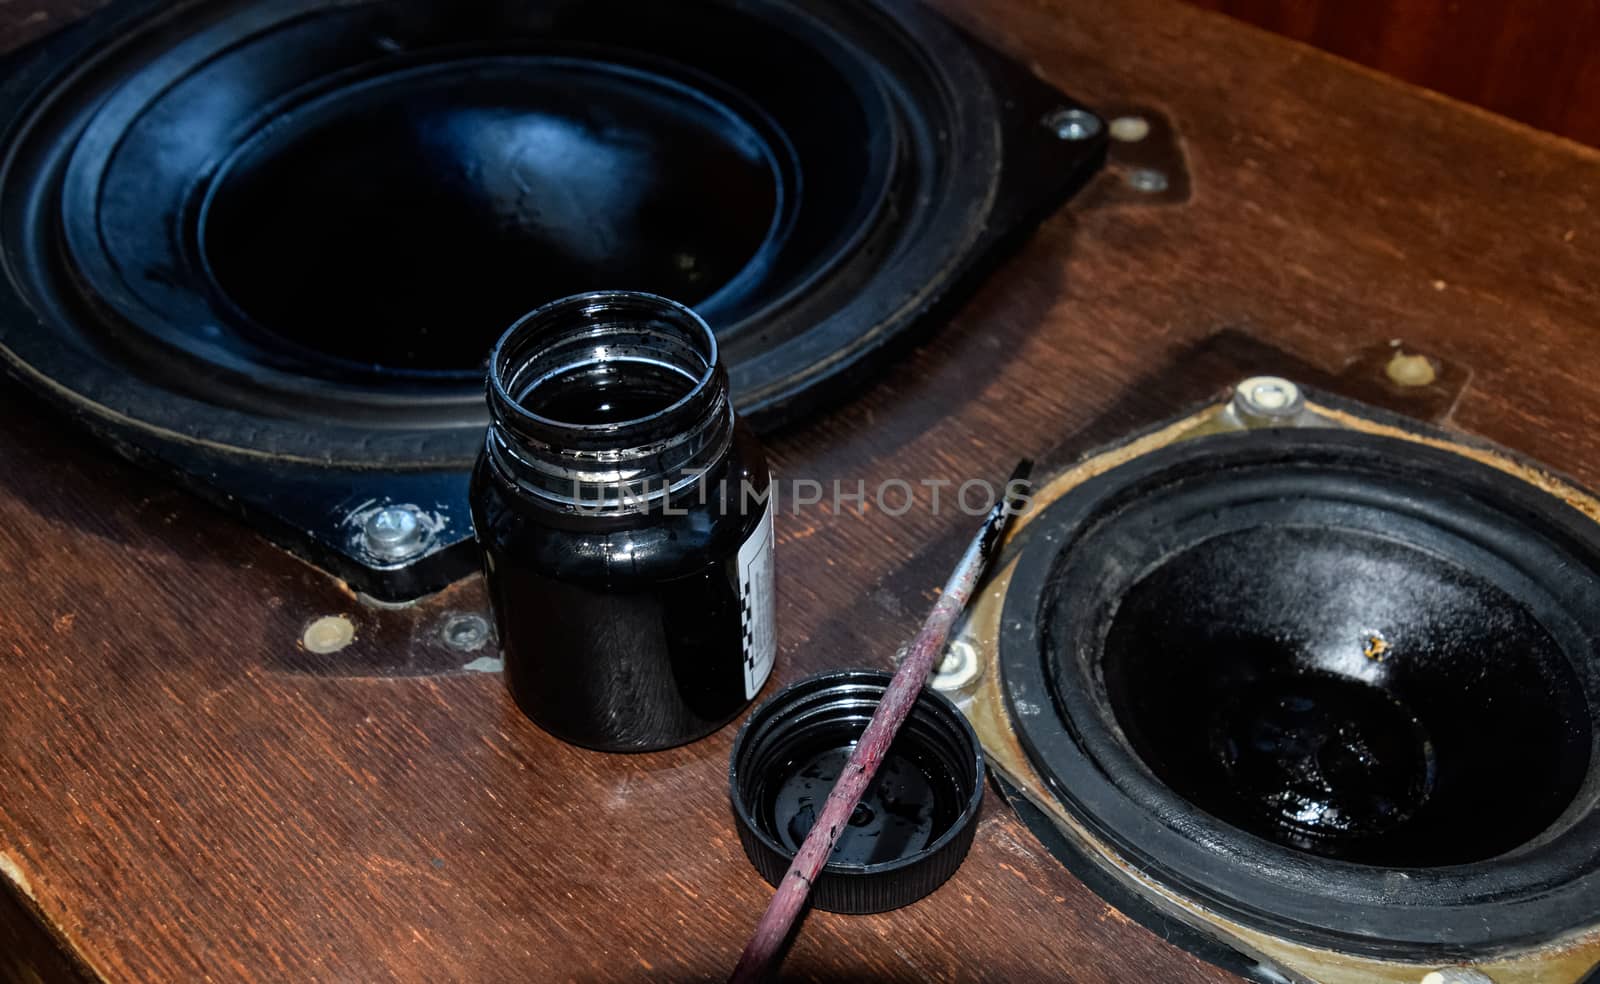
1181, 0, 1600, 149
3, 0, 1600, 981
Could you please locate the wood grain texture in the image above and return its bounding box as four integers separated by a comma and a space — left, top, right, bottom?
1, 0, 1599, 981
1180, 0, 1600, 148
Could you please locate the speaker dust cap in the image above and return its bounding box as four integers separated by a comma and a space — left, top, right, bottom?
729, 670, 985, 914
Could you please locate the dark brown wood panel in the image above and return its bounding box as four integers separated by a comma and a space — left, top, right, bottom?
1181, 0, 1600, 148
1, 0, 1599, 981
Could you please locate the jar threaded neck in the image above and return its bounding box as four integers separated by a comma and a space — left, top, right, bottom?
485, 291, 734, 515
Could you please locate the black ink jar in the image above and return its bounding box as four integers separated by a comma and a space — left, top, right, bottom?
472, 291, 776, 752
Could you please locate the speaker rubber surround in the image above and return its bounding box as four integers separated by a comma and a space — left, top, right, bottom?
999, 428, 1600, 958
0, 0, 1104, 460
0, 0, 1103, 597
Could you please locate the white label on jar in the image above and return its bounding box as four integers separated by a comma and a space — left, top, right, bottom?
737, 494, 777, 700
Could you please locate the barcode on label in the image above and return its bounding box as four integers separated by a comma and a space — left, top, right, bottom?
737, 496, 776, 700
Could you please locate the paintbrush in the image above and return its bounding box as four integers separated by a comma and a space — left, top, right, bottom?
729, 459, 1035, 984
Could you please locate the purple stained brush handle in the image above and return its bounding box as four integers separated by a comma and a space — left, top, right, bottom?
729, 463, 1030, 984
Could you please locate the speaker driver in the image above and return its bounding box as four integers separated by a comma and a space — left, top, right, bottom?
970, 395, 1600, 981
0, 0, 1103, 597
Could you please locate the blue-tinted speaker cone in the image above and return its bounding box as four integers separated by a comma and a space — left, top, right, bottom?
0, 0, 1104, 598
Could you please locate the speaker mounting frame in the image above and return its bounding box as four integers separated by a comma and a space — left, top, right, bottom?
941, 379, 1600, 984
0, 0, 1105, 601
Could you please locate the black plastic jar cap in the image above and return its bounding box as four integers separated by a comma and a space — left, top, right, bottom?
728, 669, 986, 914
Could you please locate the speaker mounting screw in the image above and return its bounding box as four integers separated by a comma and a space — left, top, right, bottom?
1233, 376, 1306, 422
362, 505, 429, 562
440, 613, 492, 653
1044, 107, 1102, 141
931, 640, 982, 692
1126, 168, 1170, 193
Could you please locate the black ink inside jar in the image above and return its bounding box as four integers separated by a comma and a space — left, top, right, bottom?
471, 291, 776, 752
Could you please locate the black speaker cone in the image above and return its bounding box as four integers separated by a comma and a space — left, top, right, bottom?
1001, 428, 1600, 957
199, 58, 795, 375
0, 0, 1102, 597
1103, 524, 1588, 869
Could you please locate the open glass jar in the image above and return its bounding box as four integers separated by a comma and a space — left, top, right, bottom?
472, 291, 776, 752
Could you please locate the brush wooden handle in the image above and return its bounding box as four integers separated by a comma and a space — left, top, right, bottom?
729, 462, 1032, 983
